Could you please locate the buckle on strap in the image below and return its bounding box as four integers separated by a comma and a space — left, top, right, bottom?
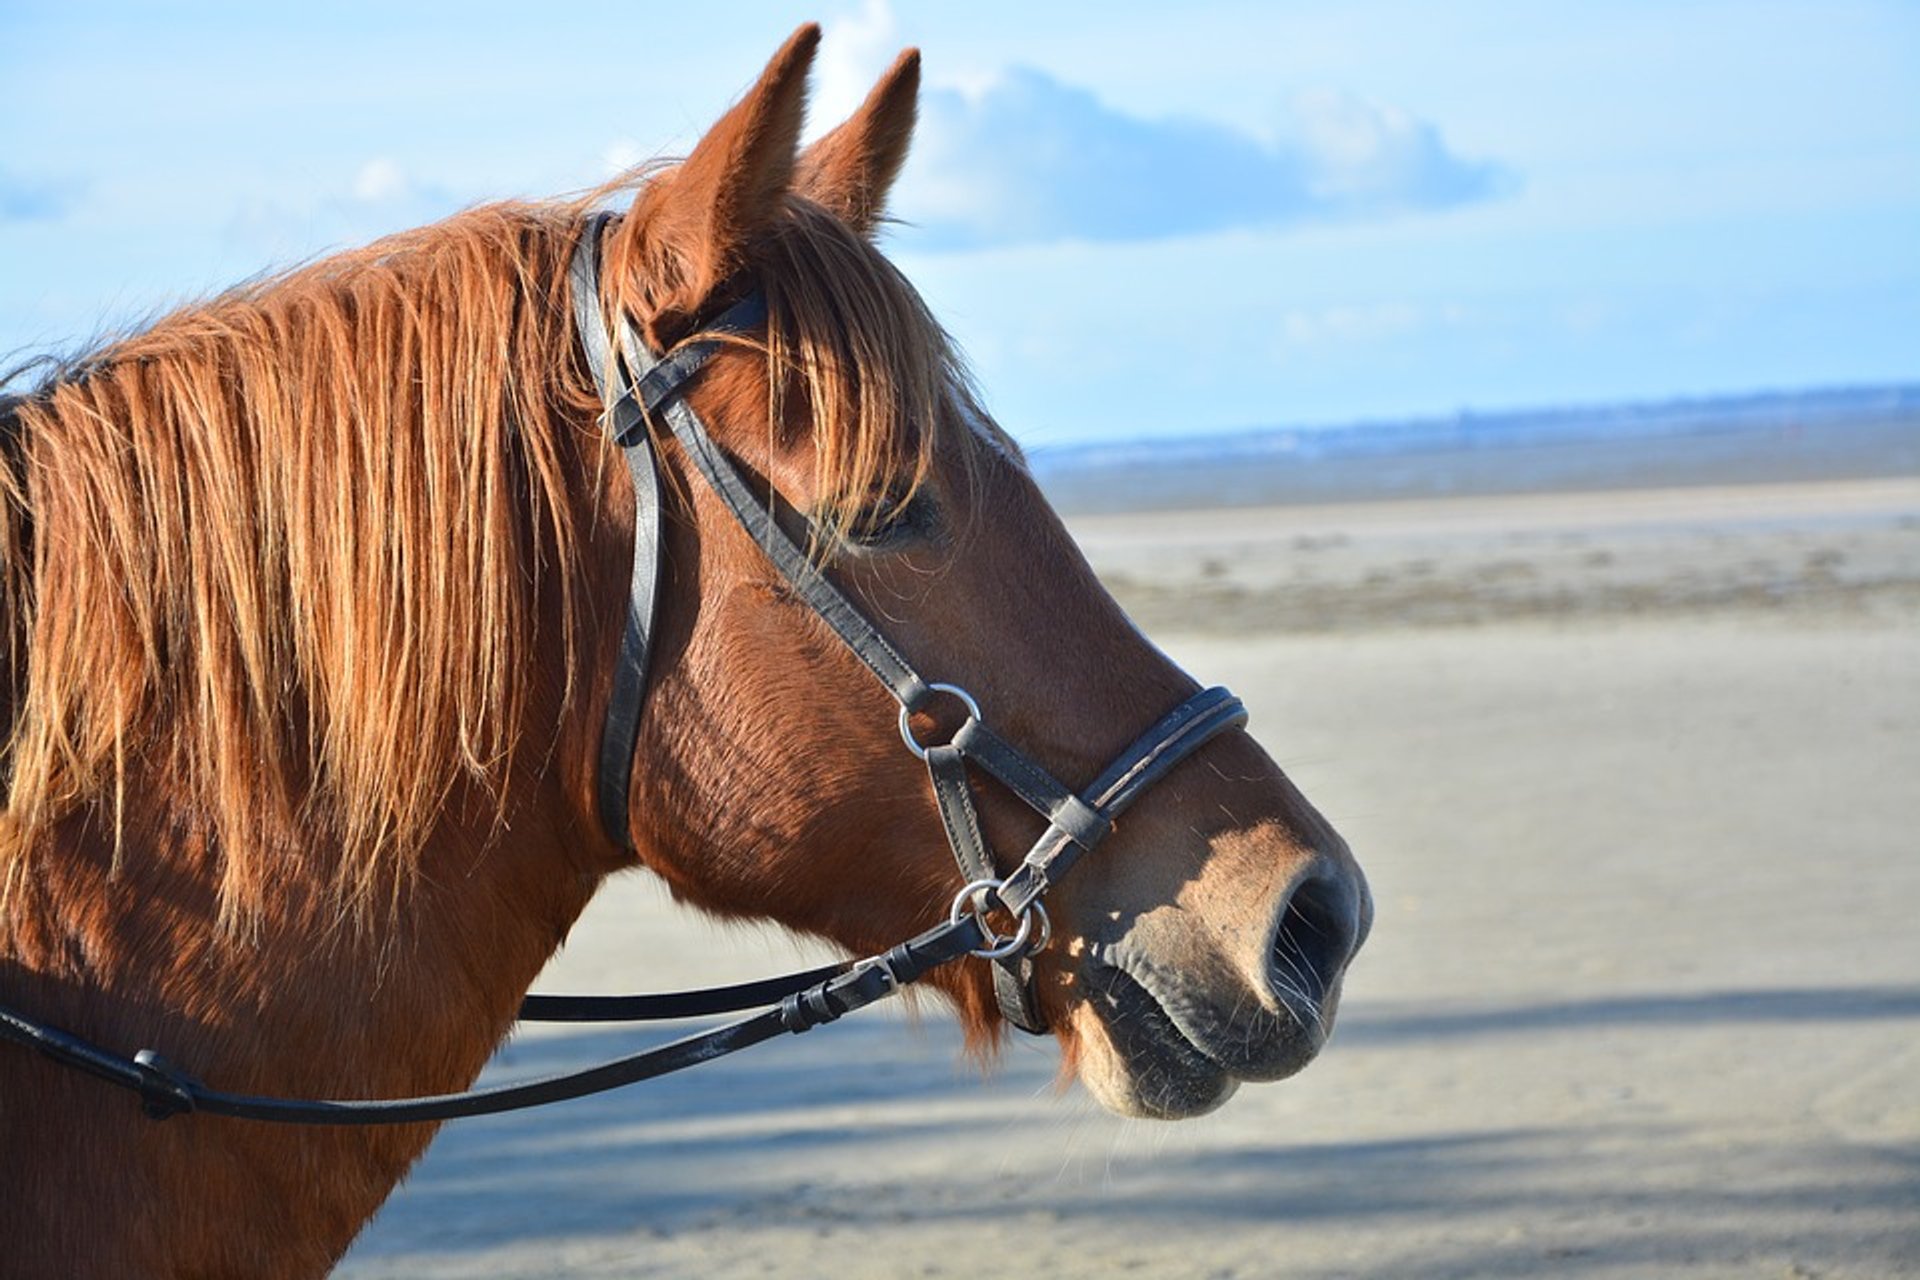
132, 1050, 197, 1120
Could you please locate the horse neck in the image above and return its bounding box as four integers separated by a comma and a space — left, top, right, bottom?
0, 750, 612, 1275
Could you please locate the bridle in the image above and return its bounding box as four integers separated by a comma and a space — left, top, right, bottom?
0, 213, 1247, 1124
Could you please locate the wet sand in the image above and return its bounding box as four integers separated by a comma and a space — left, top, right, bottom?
339, 475, 1920, 1279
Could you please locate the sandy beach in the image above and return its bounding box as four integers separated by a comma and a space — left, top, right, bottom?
338, 473, 1920, 1279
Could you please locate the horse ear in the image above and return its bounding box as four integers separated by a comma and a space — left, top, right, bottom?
796, 48, 920, 236
618, 23, 820, 346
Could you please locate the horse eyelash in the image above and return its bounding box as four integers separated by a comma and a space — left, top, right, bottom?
831, 488, 942, 554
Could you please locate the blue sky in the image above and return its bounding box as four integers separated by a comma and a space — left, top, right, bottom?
3, 1, 1915, 447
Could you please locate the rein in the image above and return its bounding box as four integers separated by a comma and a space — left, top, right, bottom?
0, 214, 1247, 1124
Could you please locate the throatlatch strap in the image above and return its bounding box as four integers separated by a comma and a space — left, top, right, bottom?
570, 213, 665, 848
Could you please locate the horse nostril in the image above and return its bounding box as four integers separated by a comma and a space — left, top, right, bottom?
1267, 870, 1361, 1016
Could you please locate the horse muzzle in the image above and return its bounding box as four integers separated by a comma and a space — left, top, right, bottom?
1069, 848, 1371, 1119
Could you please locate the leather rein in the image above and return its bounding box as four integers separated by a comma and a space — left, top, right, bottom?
0, 214, 1247, 1125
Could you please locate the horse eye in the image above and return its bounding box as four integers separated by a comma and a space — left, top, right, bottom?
841, 490, 938, 552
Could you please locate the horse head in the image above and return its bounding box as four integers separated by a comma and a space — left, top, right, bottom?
590, 25, 1371, 1119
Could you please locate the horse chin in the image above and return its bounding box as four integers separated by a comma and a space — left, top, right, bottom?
1066, 965, 1242, 1120
1068, 959, 1334, 1120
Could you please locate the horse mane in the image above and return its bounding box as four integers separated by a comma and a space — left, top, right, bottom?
0, 178, 979, 926
0, 201, 593, 922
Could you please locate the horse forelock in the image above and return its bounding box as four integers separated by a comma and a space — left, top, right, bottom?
758, 200, 962, 541
622, 191, 999, 551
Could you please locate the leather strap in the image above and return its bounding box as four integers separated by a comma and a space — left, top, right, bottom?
950, 719, 1111, 849
925, 745, 992, 884
927, 745, 1047, 1032
0, 684, 1243, 1121
639, 350, 933, 714
995, 687, 1249, 918
571, 213, 665, 848
0, 918, 989, 1124
517, 962, 849, 1022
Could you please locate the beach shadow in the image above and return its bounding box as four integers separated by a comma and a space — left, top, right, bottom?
342, 1008, 1051, 1257
339, 987, 1920, 1272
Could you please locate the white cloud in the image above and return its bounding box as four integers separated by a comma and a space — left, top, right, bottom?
350, 158, 409, 204
892, 68, 1510, 251
1279, 301, 1428, 346
1283, 90, 1499, 210
344, 158, 455, 216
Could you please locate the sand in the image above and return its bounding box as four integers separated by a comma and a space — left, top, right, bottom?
338, 475, 1920, 1279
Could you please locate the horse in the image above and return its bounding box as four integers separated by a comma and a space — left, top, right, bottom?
0, 25, 1370, 1278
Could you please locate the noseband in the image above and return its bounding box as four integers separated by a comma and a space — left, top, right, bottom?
0, 214, 1247, 1124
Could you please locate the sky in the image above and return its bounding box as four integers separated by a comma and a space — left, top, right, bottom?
2, 1, 1916, 448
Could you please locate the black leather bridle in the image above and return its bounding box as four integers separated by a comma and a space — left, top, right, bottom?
0, 214, 1247, 1124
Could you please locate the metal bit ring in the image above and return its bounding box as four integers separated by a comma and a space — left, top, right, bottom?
948, 878, 1050, 961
